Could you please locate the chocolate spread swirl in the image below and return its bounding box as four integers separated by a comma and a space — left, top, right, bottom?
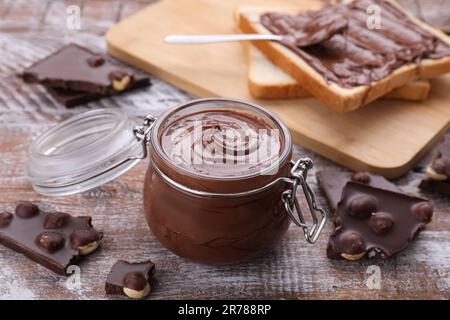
261, 0, 450, 88
160, 109, 283, 177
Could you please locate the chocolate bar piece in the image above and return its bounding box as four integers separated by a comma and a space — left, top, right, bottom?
22, 44, 150, 95
105, 260, 155, 299
0, 202, 103, 275
327, 182, 433, 261
316, 171, 399, 212
419, 133, 450, 194
46, 75, 150, 108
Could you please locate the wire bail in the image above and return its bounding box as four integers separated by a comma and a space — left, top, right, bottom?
282, 158, 327, 244
132, 115, 157, 158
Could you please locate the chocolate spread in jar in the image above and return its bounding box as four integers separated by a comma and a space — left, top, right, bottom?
160, 109, 283, 178
261, 0, 450, 88
144, 101, 292, 264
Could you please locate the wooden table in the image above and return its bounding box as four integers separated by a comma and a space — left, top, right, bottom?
0, 0, 449, 300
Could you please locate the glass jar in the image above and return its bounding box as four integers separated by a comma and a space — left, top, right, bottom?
27, 98, 326, 264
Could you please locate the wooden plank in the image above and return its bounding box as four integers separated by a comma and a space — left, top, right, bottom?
0, 0, 49, 31
82, 0, 122, 33
106, 0, 450, 178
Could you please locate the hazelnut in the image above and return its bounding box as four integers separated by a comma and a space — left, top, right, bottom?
15, 202, 39, 219
0, 212, 13, 228
87, 54, 105, 67
413, 202, 434, 223
341, 252, 366, 261
69, 229, 102, 255
36, 232, 65, 253
338, 231, 366, 260
109, 70, 133, 91
123, 283, 151, 299
369, 212, 394, 235
347, 194, 378, 219
44, 212, 70, 229
426, 161, 447, 181
351, 172, 371, 184
123, 272, 150, 299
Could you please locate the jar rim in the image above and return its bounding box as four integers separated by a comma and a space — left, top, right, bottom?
150, 98, 292, 181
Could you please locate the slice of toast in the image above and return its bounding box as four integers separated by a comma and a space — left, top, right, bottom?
246, 43, 431, 101
236, 1, 450, 112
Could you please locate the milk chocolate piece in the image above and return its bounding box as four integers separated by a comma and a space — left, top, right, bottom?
316, 170, 399, 211
327, 182, 433, 260
261, 0, 450, 88
0, 202, 103, 275
420, 134, 450, 194
105, 260, 155, 299
22, 44, 150, 95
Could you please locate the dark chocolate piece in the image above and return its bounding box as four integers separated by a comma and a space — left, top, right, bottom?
419, 134, 450, 194
105, 260, 155, 299
316, 170, 399, 212
46, 74, 150, 108
327, 182, 432, 260
22, 44, 149, 95
0, 202, 103, 275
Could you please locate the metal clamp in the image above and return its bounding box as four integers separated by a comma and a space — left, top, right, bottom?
133, 115, 157, 158
282, 158, 327, 244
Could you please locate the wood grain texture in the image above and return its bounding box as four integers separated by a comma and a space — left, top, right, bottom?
0, 0, 449, 300
107, 0, 450, 178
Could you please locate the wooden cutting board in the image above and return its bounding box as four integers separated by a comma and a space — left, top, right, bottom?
106, 0, 450, 178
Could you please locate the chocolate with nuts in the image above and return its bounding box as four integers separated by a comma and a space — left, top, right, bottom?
46, 76, 150, 108
316, 170, 399, 212
419, 133, 450, 194
327, 182, 433, 260
105, 260, 155, 299
0, 202, 103, 275
22, 43, 150, 96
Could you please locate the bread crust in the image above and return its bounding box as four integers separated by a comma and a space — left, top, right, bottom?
246, 43, 431, 101
236, 1, 450, 112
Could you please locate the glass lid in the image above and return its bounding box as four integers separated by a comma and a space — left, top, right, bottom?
27, 108, 146, 196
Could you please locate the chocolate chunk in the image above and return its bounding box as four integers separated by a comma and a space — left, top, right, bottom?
420, 134, 450, 194
348, 194, 378, 219
316, 170, 399, 212
105, 260, 155, 299
0, 203, 103, 275
0, 212, 13, 228
46, 75, 150, 108
351, 172, 371, 184
327, 182, 433, 260
69, 228, 102, 249
36, 232, 65, 253
87, 54, 105, 67
124, 272, 147, 291
15, 202, 39, 219
369, 212, 394, 235
337, 231, 365, 255
412, 202, 434, 223
431, 158, 448, 175
44, 212, 70, 229
22, 44, 149, 95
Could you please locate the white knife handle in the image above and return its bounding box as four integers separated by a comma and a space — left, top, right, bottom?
164, 34, 283, 44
